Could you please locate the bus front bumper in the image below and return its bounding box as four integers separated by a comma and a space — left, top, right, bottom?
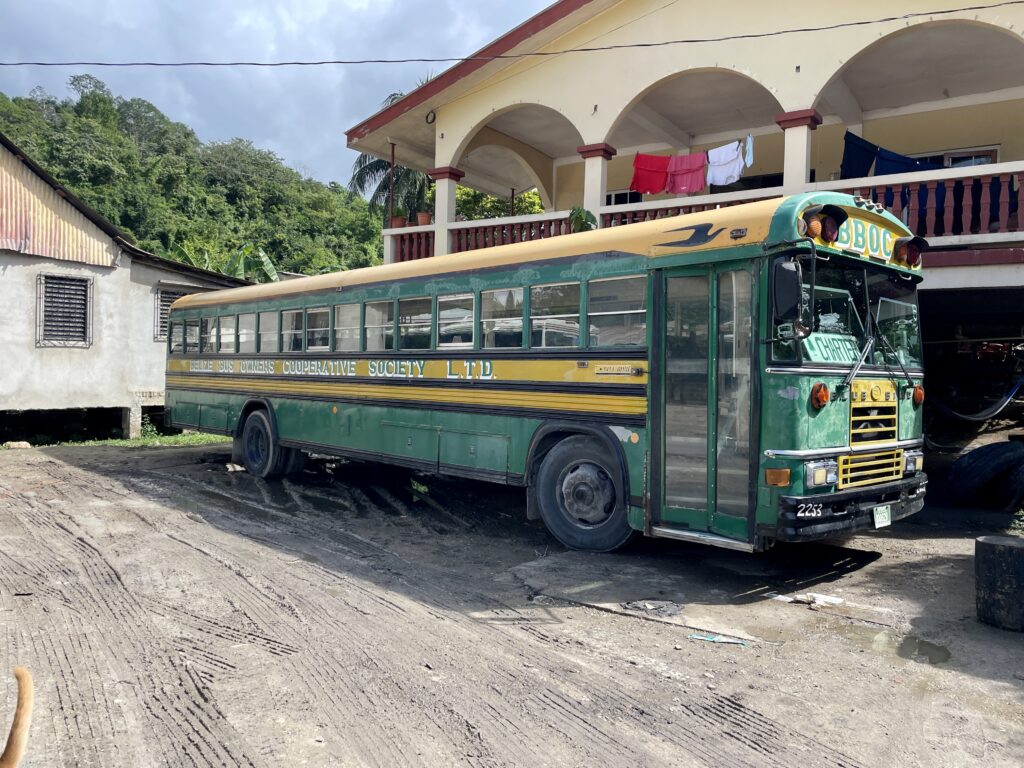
774, 474, 927, 542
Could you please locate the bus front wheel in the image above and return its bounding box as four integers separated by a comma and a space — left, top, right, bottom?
535, 436, 635, 552
241, 410, 291, 479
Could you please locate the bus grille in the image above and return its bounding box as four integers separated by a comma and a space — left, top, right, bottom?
838, 450, 904, 489
850, 380, 898, 446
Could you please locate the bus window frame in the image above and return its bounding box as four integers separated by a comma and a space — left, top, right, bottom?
333, 303, 362, 353
586, 275, 649, 349
365, 299, 396, 352
437, 293, 475, 350
305, 306, 331, 352
281, 309, 304, 354
184, 318, 200, 354
480, 286, 526, 351
237, 312, 257, 354
218, 314, 237, 354
529, 281, 582, 350
257, 310, 280, 355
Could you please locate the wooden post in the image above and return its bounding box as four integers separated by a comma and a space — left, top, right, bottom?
388, 141, 396, 225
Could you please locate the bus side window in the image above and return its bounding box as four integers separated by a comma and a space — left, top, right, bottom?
588, 276, 647, 347
481, 288, 523, 349
200, 317, 216, 354
184, 318, 200, 353
306, 307, 330, 351
169, 320, 184, 355
219, 315, 237, 353
365, 301, 394, 351
437, 294, 474, 348
259, 311, 279, 353
282, 310, 303, 352
238, 313, 257, 353
398, 298, 432, 350
530, 283, 580, 348
334, 304, 360, 351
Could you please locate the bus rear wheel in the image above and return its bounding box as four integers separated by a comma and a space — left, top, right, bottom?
535, 436, 635, 552
241, 410, 291, 479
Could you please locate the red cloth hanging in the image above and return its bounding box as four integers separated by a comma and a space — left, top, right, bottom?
630, 153, 671, 195
666, 152, 707, 195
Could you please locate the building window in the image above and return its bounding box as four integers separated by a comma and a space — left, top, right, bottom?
334, 304, 360, 351
365, 301, 394, 352
306, 307, 331, 351
398, 298, 432, 350
238, 313, 257, 354
437, 294, 474, 348
530, 283, 580, 348
481, 288, 523, 349
36, 274, 93, 348
588, 276, 647, 347
155, 288, 188, 341
605, 190, 643, 206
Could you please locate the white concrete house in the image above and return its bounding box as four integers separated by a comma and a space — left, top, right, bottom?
0, 132, 244, 438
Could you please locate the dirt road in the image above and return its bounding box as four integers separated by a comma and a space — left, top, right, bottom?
0, 445, 1021, 767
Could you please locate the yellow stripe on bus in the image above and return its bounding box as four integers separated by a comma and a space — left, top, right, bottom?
166, 375, 648, 416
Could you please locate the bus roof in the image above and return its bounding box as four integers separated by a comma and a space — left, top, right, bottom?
172, 193, 914, 311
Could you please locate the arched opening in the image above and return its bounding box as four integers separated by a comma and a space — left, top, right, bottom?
451, 104, 585, 214
601, 68, 785, 204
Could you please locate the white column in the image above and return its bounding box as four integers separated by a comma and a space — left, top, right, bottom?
577, 144, 617, 225
382, 234, 395, 265
428, 166, 464, 257
776, 110, 822, 194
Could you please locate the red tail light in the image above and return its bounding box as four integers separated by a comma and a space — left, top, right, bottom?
913, 385, 925, 407
905, 245, 922, 268
821, 216, 840, 243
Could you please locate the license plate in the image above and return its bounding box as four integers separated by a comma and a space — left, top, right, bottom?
873, 504, 892, 529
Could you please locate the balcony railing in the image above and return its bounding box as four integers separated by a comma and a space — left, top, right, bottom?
383, 162, 1024, 261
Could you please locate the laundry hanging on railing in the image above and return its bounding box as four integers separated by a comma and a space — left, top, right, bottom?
874, 148, 941, 176
666, 152, 708, 194
840, 131, 943, 179
707, 140, 745, 186
630, 153, 672, 194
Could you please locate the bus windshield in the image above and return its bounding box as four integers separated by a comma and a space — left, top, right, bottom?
774, 255, 923, 369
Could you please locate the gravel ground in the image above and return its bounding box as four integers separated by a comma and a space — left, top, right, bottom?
0, 444, 1021, 767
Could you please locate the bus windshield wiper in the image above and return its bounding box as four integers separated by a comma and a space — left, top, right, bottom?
841, 333, 875, 390
872, 321, 916, 389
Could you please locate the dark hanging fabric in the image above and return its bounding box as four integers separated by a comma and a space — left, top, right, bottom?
839, 131, 878, 179
874, 148, 941, 176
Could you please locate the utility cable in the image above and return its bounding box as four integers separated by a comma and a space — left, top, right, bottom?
1, 1, 1021, 67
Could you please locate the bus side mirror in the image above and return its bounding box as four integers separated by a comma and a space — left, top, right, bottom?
773, 260, 803, 323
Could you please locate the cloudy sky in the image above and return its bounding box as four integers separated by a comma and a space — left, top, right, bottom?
0, 0, 551, 184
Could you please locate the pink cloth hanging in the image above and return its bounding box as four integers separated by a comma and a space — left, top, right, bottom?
666, 152, 707, 195
630, 153, 671, 195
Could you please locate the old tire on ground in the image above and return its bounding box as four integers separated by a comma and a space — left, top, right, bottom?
975, 535, 1024, 631
241, 410, 290, 479
284, 447, 307, 477
535, 436, 635, 552
947, 442, 1024, 505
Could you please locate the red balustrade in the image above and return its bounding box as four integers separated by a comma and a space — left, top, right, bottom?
600, 196, 763, 228
449, 216, 572, 254
392, 229, 435, 262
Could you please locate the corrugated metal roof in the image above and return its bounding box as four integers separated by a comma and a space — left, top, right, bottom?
0, 140, 119, 267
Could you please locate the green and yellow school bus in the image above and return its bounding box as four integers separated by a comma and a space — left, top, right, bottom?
166, 192, 927, 552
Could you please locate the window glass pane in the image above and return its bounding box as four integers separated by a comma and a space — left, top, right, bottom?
530, 283, 580, 348
282, 310, 303, 352
306, 307, 330, 351
184, 319, 200, 353
219, 316, 236, 353
238, 313, 256, 353
588, 277, 647, 347
665, 275, 709, 510
170, 321, 184, 354
334, 305, 360, 351
481, 288, 523, 349
200, 317, 216, 353
365, 301, 394, 351
438, 294, 474, 348
399, 298, 432, 350
258, 311, 279, 353
716, 271, 753, 518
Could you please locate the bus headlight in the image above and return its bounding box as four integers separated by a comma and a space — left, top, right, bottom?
805, 460, 839, 488
904, 451, 924, 474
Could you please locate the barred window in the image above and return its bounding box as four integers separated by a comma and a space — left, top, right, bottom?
155, 289, 187, 341
37, 274, 92, 348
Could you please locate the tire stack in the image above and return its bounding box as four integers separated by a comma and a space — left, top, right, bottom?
947, 441, 1024, 511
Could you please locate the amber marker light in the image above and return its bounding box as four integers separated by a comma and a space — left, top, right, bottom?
811, 382, 830, 410
765, 468, 792, 487
821, 215, 840, 243
805, 216, 823, 239
913, 385, 925, 407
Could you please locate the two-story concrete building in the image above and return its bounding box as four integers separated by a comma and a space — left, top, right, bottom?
0, 132, 244, 439
347, 0, 1024, 408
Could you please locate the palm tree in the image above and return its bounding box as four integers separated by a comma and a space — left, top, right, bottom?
348, 89, 432, 223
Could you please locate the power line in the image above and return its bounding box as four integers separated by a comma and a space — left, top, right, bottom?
1, 2, 1021, 68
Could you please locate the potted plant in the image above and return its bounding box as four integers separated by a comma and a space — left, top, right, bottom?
568, 206, 597, 233
389, 206, 407, 229
416, 211, 432, 226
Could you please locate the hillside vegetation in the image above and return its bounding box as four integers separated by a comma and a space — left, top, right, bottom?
0, 75, 382, 275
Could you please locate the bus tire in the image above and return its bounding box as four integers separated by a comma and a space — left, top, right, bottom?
535, 436, 635, 552
241, 409, 290, 479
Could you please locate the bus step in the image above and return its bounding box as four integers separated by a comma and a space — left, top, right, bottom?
650, 526, 754, 552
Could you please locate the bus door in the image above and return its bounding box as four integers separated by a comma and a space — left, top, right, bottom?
656, 266, 756, 541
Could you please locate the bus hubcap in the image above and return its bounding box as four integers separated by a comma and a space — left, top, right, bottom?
561, 464, 613, 525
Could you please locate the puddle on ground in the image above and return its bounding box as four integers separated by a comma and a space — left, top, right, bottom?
837, 624, 952, 665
